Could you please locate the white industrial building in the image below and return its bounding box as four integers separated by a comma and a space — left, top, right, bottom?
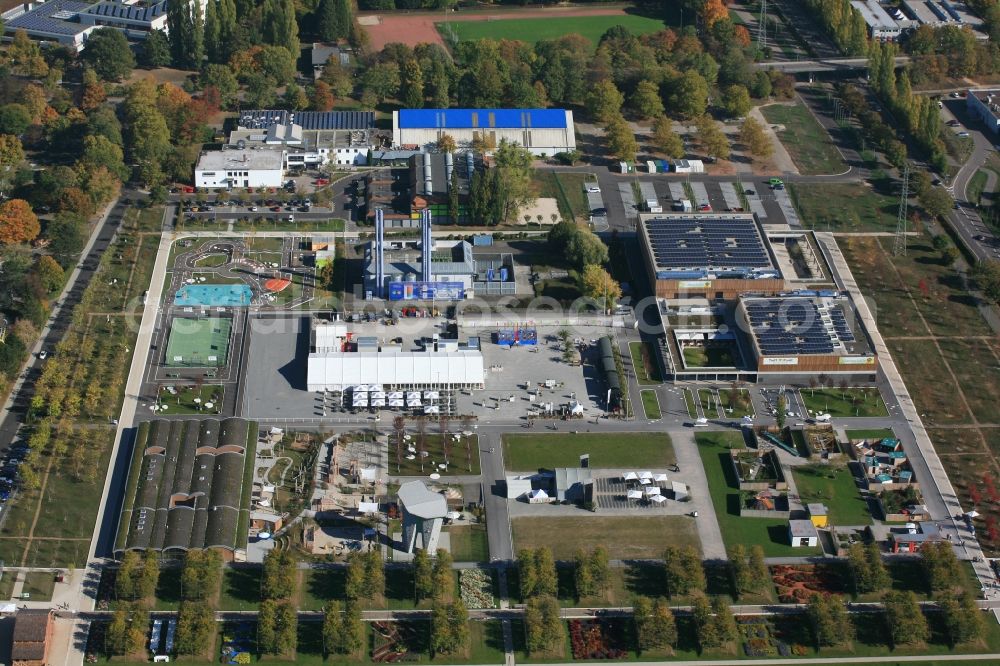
967, 89, 1000, 134
305, 320, 485, 393
229, 110, 376, 168
194, 149, 285, 189
392, 108, 576, 156
850, 0, 901, 40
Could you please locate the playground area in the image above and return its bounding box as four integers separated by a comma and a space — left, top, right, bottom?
164, 317, 233, 367
174, 284, 253, 307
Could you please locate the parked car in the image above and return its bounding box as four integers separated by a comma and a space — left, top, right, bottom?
958, 131, 971, 138
38, 350, 47, 360
585, 186, 600, 193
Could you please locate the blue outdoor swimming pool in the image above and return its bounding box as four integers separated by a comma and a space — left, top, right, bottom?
174, 284, 253, 307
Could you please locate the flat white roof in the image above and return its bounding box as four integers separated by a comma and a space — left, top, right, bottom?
307, 350, 485, 388
196, 149, 284, 172
850, 0, 900, 30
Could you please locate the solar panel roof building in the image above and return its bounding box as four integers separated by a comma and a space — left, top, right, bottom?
4, 0, 95, 49
638, 213, 786, 300
392, 108, 576, 155
115, 418, 258, 560
237, 110, 375, 131
4, 0, 175, 51
737, 293, 877, 375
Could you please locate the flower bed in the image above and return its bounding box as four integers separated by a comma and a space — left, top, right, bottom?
737, 617, 806, 658
771, 564, 847, 603
459, 568, 496, 608
568, 620, 627, 660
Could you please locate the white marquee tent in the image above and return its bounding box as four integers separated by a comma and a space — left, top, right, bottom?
308, 351, 486, 392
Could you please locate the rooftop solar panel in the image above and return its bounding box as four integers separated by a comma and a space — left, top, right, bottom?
644, 216, 774, 272
745, 297, 853, 356
237, 110, 375, 131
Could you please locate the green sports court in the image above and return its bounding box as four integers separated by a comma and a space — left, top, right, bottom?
164, 317, 232, 367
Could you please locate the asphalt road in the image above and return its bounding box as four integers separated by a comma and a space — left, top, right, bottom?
931, 97, 1000, 264
0, 194, 128, 455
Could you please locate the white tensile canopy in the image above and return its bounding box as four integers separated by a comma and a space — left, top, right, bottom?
626, 489, 643, 500
623, 471, 638, 481
654, 473, 668, 483
638, 471, 653, 480
650, 494, 667, 504
645, 486, 662, 497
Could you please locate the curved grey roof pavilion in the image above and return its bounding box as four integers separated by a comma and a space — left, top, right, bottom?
398, 481, 447, 554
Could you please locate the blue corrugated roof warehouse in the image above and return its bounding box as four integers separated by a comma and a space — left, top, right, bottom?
398, 109, 568, 130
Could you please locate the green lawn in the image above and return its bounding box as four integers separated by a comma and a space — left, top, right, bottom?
718, 388, 754, 418
503, 432, 675, 471
640, 390, 661, 420
968, 169, 989, 205
845, 428, 895, 441
437, 14, 666, 47
158, 384, 224, 415
696, 432, 823, 557
682, 344, 736, 368
791, 464, 871, 526
21, 571, 56, 601
790, 177, 900, 232
533, 171, 590, 221
683, 388, 698, 419
698, 389, 718, 418
512, 515, 700, 560
800, 387, 888, 418
387, 434, 480, 476
218, 566, 260, 611
193, 252, 229, 268
629, 341, 660, 385
533, 277, 582, 302
760, 102, 846, 175
448, 524, 489, 562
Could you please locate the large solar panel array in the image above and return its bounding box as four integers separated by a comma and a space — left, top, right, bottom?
829, 307, 856, 342
7, 0, 92, 36
644, 217, 772, 270
237, 110, 375, 131
746, 299, 836, 355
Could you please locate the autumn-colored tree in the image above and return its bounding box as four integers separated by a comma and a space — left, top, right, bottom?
58, 187, 96, 220
651, 116, 684, 159
21, 85, 48, 124
0, 199, 40, 244
35, 254, 64, 294
311, 81, 335, 111
81, 165, 122, 206
437, 133, 457, 153
739, 117, 772, 161
581, 265, 622, 311
701, 0, 729, 28
80, 69, 108, 112
734, 24, 751, 47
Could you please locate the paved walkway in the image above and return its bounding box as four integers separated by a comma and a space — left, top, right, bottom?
670, 430, 726, 560
751, 102, 799, 175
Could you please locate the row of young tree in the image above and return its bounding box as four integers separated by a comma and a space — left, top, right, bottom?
868, 42, 945, 173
